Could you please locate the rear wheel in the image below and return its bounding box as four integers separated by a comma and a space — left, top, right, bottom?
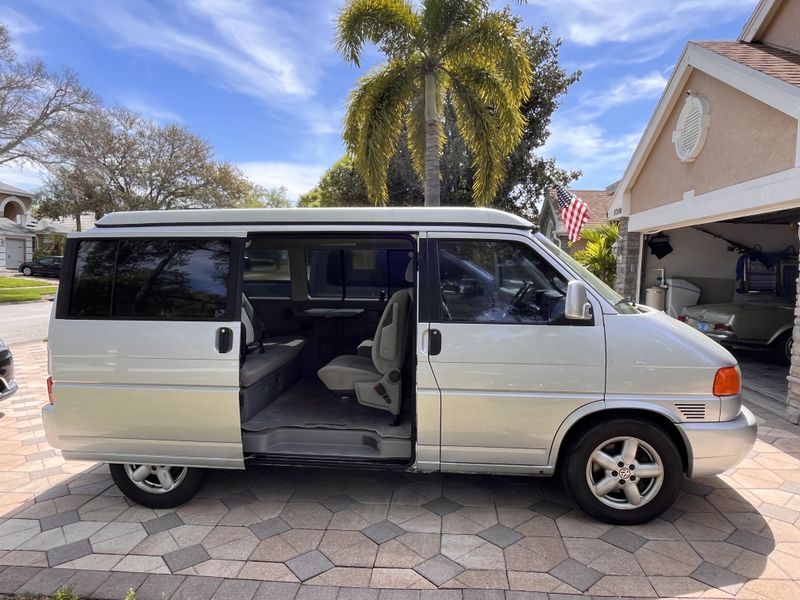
772, 331, 793, 366
563, 418, 682, 524
109, 463, 204, 508
21, 266, 32, 276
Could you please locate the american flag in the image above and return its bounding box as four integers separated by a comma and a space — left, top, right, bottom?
555, 184, 590, 243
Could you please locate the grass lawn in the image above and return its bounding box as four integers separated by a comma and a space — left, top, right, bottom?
0, 275, 55, 288
0, 287, 57, 303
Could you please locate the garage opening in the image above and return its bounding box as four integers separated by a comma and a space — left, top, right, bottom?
640, 208, 798, 404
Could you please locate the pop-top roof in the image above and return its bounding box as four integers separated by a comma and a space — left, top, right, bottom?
94, 207, 532, 229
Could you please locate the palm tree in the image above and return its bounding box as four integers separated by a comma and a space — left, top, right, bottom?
573, 222, 620, 288
336, 0, 532, 206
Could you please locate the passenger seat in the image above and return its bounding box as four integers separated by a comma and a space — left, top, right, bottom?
317, 259, 413, 416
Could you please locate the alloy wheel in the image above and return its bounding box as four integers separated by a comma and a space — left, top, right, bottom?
123, 464, 188, 494
585, 436, 664, 510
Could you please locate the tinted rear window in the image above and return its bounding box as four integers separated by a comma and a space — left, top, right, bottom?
69, 238, 232, 320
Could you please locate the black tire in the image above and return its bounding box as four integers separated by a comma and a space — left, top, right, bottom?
563, 417, 683, 525
21, 267, 32, 276
772, 331, 793, 366
109, 463, 204, 509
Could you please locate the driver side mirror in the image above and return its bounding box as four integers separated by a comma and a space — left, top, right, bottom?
565, 280, 593, 321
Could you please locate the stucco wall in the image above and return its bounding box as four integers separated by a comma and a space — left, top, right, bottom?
629, 70, 797, 215
761, 0, 800, 51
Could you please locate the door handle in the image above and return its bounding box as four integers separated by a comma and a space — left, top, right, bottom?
429, 329, 442, 356
216, 327, 233, 353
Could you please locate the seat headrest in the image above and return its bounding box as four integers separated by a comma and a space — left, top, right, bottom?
404, 254, 414, 284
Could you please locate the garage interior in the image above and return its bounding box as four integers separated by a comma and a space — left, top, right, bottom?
640, 209, 799, 403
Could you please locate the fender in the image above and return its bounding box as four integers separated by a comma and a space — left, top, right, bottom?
766, 324, 794, 346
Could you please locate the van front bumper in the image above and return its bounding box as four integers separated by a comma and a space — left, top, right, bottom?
677, 406, 757, 478
42, 404, 61, 449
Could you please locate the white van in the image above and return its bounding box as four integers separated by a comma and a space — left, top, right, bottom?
42, 207, 756, 524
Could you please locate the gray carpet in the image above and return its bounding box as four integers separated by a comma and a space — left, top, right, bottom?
242, 378, 412, 438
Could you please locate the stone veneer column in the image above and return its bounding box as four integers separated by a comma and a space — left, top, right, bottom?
786, 271, 800, 424
613, 217, 641, 301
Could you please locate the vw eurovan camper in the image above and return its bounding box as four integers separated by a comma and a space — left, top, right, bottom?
43, 207, 756, 524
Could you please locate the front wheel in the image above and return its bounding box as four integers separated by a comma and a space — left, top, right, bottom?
109, 463, 204, 509
21, 267, 32, 276
563, 418, 682, 524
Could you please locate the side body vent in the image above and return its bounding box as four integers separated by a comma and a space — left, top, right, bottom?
675, 403, 707, 421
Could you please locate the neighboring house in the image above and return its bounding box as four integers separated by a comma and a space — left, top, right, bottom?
0, 181, 36, 271
607, 0, 800, 420
541, 185, 616, 254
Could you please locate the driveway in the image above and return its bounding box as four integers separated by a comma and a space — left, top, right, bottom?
1, 342, 800, 600
0, 301, 52, 345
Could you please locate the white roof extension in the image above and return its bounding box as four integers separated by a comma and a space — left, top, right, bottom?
95, 207, 533, 229
607, 38, 800, 224
739, 0, 782, 42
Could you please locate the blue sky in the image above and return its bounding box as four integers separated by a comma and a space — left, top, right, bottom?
0, 0, 758, 199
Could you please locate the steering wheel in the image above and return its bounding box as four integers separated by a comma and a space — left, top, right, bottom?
504, 282, 533, 320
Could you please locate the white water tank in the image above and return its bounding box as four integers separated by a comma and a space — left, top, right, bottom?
644, 286, 666, 311
666, 278, 701, 318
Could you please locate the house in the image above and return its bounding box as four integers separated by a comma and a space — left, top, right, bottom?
0, 181, 36, 271
607, 0, 800, 420
540, 185, 616, 253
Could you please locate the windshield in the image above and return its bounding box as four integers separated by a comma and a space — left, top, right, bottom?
534, 232, 640, 314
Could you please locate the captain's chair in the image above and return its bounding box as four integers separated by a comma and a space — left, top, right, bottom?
317, 258, 413, 416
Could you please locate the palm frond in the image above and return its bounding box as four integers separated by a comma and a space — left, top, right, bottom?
422, 0, 488, 49
343, 59, 419, 204
573, 222, 620, 287
440, 11, 532, 101
449, 81, 503, 205
336, 0, 421, 66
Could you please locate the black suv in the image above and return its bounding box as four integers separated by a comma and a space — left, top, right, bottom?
0, 338, 16, 400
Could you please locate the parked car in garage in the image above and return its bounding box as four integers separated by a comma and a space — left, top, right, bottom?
679, 301, 794, 364
0, 338, 17, 400
18, 255, 63, 278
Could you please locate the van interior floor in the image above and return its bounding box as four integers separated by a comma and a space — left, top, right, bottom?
241, 378, 413, 460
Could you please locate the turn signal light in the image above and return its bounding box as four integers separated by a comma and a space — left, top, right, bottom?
46, 376, 54, 405
713, 366, 740, 396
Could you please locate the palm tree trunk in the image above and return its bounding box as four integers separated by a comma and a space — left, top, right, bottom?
423, 73, 440, 207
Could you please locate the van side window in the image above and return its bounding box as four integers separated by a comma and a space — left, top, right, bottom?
244, 244, 290, 298
68, 238, 232, 320
437, 240, 569, 324
69, 239, 117, 317
307, 249, 411, 300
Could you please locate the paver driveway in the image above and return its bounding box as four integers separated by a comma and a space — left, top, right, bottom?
1, 342, 800, 600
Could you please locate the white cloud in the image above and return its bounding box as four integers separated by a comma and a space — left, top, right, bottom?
541, 120, 642, 188
238, 161, 328, 200
521, 0, 756, 48
41, 0, 342, 134
119, 96, 183, 124
570, 70, 670, 120
0, 162, 47, 193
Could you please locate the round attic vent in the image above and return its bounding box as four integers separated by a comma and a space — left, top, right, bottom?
672, 92, 710, 163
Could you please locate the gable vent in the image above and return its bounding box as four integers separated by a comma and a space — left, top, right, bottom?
672, 92, 710, 163
675, 403, 707, 421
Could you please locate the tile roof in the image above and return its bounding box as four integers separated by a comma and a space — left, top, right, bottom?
0, 217, 36, 236
547, 189, 613, 231
0, 180, 33, 198
694, 41, 800, 87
